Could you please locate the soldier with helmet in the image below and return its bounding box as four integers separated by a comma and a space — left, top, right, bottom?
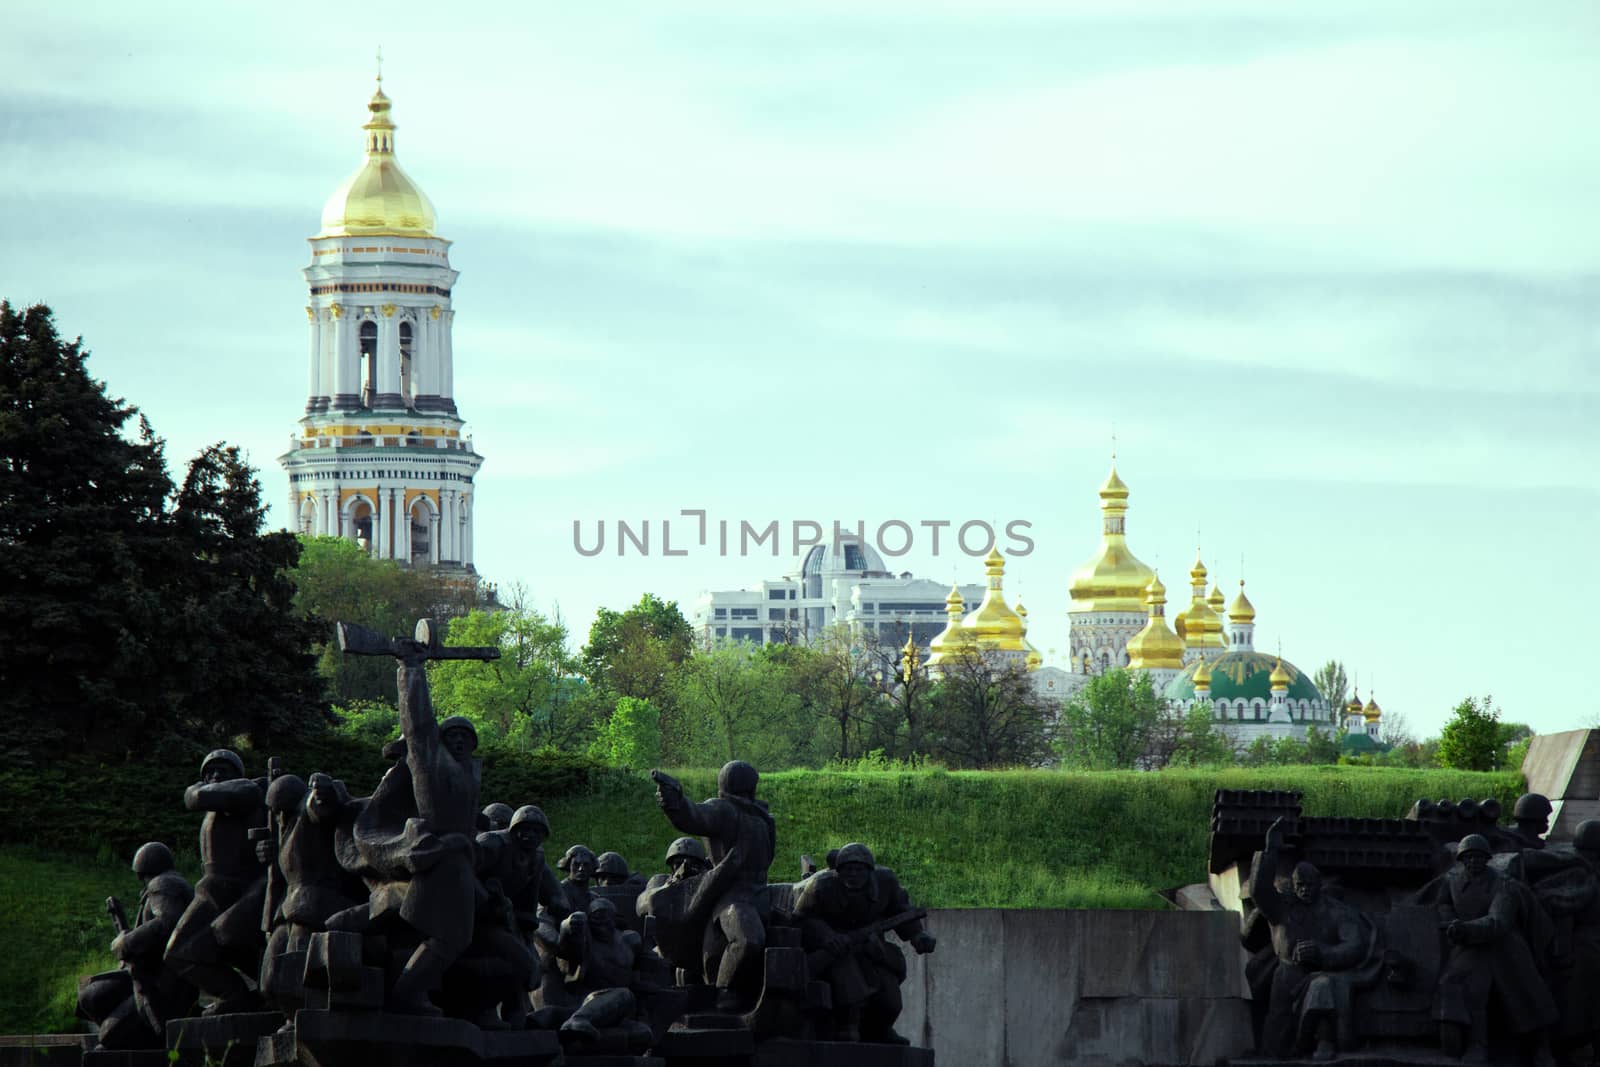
469, 804, 562, 1028
792, 842, 936, 1044
77, 842, 197, 1048
595, 851, 635, 888
1510, 793, 1555, 850
1427, 833, 1558, 1064
480, 802, 515, 833
1524, 819, 1600, 1062
164, 749, 269, 1014
654, 760, 776, 1012
559, 844, 598, 915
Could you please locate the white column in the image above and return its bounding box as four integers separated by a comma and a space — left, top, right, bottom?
377, 311, 400, 407
430, 507, 442, 565
461, 495, 473, 566
441, 310, 455, 403
400, 493, 413, 563
307, 308, 321, 401
336, 311, 358, 400
444, 489, 459, 562
379, 487, 392, 559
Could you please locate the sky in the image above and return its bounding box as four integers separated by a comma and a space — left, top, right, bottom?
3, 1, 1597, 739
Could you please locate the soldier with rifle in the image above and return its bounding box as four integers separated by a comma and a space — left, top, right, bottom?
791, 842, 936, 1043
164, 749, 269, 1014
334, 618, 499, 1016
77, 843, 196, 1048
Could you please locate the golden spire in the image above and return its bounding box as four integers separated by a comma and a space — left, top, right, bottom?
1016, 601, 1043, 672
1228, 579, 1256, 623
1193, 655, 1212, 690
962, 547, 1027, 652
900, 632, 920, 684
1126, 572, 1185, 670
1181, 549, 1226, 652
1069, 463, 1155, 613
1269, 657, 1291, 692
318, 78, 437, 238
1207, 582, 1225, 614
926, 584, 973, 667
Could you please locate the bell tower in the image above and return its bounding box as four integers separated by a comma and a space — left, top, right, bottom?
279, 78, 484, 569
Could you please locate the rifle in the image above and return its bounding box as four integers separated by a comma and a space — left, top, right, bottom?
105, 895, 129, 936
253, 756, 287, 935
805, 907, 927, 978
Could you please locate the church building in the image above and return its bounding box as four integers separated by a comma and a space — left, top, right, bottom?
279, 79, 484, 570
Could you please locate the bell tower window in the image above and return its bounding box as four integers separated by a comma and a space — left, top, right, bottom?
359, 321, 378, 408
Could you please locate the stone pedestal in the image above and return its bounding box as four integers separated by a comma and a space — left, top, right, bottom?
166, 1013, 284, 1067
254, 1010, 560, 1067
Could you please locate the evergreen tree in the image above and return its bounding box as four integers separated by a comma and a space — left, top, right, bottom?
0, 303, 172, 756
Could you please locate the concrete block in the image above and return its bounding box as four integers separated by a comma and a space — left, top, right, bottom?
1522, 729, 1597, 801
1079, 911, 1245, 1000
917, 909, 1005, 1064
999, 910, 1084, 1067
1058, 996, 1253, 1067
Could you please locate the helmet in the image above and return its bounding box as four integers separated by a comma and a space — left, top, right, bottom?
482, 802, 514, 831
1457, 834, 1492, 858
1573, 820, 1600, 853
439, 716, 479, 748
559, 845, 596, 872
1513, 793, 1553, 820
587, 896, 618, 919
266, 774, 308, 813
718, 760, 759, 799
510, 805, 550, 838
596, 851, 629, 878
132, 842, 175, 878
666, 836, 707, 865
200, 749, 244, 779
835, 842, 875, 869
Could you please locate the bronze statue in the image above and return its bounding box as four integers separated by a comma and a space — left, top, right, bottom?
550, 898, 654, 1046
470, 804, 564, 1028
791, 842, 935, 1044
653, 761, 776, 1012
334, 619, 498, 1016
77, 843, 196, 1048
164, 749, 269, 1014
1248, 818, 1382, 1060
558, 844, 597, 916
480, 801, 514, 833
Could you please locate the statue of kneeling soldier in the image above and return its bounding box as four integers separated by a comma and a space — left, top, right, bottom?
792, 842, 936, 1044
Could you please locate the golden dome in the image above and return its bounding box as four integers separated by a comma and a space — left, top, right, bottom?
926, 585, 974, 667
1193, 656, 1213, 689
1181, 552, 1226, 652
1208, 583, 1225, 613
1016, 601, 1043, 672
1069, 463, 1156, 613
1126, 573, 1185, 671
1364, 694, 1382, 722
1228, 580, 1256, 624
1269, 658, 1291, 691
318, 82, 438, 238
961, 547, 1027, 652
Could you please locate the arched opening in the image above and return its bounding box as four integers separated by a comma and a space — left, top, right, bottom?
399, 321, 414, 408
359, 321, 378, 407
349, 499, 374, 553
298, 497, 317, 536
409, 497, 434, 565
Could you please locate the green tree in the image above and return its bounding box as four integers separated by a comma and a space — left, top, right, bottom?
924, 652, 1054, 769
1055, 669, 1165, 770
1164, 702, 1237, 767
0, 303, 172, 756
159, 444, 327, 745
580, 592, 693, 699
1437, 695, 1504, 771
429, 596, 585, 750
1313, 660, 1349, 713
672, 642, 816, 768
588, 695, 662, 769
291, 535, 467, 704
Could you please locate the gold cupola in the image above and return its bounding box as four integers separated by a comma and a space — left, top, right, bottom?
1364, 693, 1382, 723
1068, 464, 1156, 614
1179, 552, 1226, 652
1208, 583, 1226, 616
1193, 656, 1213, 691
926, 585, 974, 668
1228, 580, 1256, 624
961, 547, 1027, 652
319, 80, 438, 238
1269, 657, 1291, 692
1016, 601, 1043, 672
1126, 573, 1185, 671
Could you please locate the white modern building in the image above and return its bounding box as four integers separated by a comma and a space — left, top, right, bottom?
690, 535, 984, 649
278, 79, 483, 570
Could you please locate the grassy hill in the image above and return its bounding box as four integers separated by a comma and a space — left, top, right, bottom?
2, 763, 1518, 1034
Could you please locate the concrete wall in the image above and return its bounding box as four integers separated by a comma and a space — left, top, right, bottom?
1522, 729, 1600, 840
897, 909, 1254, 1067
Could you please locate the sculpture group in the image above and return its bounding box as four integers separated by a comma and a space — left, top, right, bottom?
1213, 789, 1600, 1066
77, 620, 936, 1067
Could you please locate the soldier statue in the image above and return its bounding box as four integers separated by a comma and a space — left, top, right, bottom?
558, 845, 598, 916
77, 843, 196, 1048
792, 842, 936, 1044
654, 761, 776, 1012
164, 749, 268, 1014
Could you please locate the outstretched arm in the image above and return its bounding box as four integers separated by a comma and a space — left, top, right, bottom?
185, 778, 264, 813
1248, 817, 1289, 922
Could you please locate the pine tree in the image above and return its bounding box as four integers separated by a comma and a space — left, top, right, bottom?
0, 302, 173, 756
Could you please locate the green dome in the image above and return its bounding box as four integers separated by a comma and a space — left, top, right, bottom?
1163, 651, 1326, 708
